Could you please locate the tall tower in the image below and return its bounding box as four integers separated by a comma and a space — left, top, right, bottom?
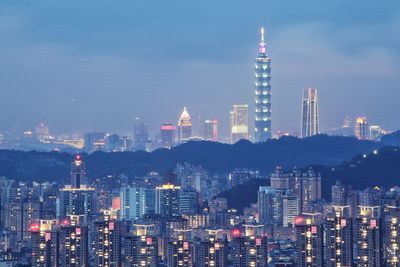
301, 88, 319, 138
177, 107, 192, 143
354, 116, 369, 140
71, 155, 85, 189
254, 27, 272, 142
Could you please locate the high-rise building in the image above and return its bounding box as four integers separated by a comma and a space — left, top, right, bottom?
179, 189, 199, 215
93, 211, 122, 267
30, 220, 58, 267
300, 168, 322, 212
194, 233, 227, 267
282, 193, 300, 227
354, 206, 381, 266
301, 88, 319, 138
155, 184, 181, 219
123, 234, 158, 267
231, 231, 268, 267
203, 119, 218, 141
160, 123, 176, 148
324, 206, 353, 267
254, 27, 272, 142
59, 215, 89, 267
331, 181, 349, 206
354, 117, 369, 140
230, 104, 249, 143
369, 125, 383, 141
382, 206, 400, 266
134, 119, 149, 151
257, 186, 284, 226
177, 107, 192, 143
295, 213, 324, 267
58, 156, 96, 218
167, 235, 193, 267
120, 186, 148, 220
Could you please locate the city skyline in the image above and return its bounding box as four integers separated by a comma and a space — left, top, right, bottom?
0, 1, 399, 137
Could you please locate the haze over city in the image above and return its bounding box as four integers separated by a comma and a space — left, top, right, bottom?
0, 0, 399, 138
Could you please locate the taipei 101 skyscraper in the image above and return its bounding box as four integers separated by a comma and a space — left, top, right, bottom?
254, 27, 272, 142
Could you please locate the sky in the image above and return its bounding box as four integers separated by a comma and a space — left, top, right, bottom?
0, 0, 399, 139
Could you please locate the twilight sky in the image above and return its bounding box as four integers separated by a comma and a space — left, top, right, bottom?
0, 0, 399, 138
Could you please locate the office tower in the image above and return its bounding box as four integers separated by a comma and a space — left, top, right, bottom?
120, 136, 133, 151
83, 132, 106, 152
257, 186, 283, 226
134, 119, 149, 151
282, 193, 300, 227
324, 206, 353, 267
160, 123, 176, 148
382, 206, 400, 266
177, 107, 192, 143
369, 125, 383, 141
231, 234, 268, 267
203, 119, 219, 141
195, 234, 227, 267
123, 235, 158, 267
93, 211, 121, 267
21, 198, 42, 240
119, 186, 148, 220
354, 117, 369, 140
30, 220, 59, 267
179, 189, 199, 215
59, 156, 95, 218
331, 181, 348, 206
167, 235, 193, 267
155, 184, 181, 219
254, 27, 272, 142
300, 168, 322, 212
354, 206, 381, 267
295, 214, 324, 267
230, 104, 249, 143
59, 215, 89, 267
301, 88, 319, 138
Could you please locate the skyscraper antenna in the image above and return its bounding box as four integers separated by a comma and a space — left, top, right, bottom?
260, 27, 265, 42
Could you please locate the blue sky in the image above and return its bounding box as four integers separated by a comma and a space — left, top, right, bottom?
0, 0, 399, 138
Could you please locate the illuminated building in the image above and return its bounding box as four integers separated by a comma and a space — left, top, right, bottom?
282, 193, 300, 227
300, 168, 322, 212
134, 119, 149, 152
230, 104, 249, 143
179, 189, 199, 215
59, 215, 89, 267
155, 184, 181, 219
35, 123, 50, 142
324, 206, 353, 267
231, 229, 268, 267
167, 235, 193, 267
177, 107, 192, 143
120, 186, 149, 220
203, 119, 219, 141
93, 211, 121, 267
331, 181, 349, 206
382, 206, 400, 266
123, 234, 158, 267
195, 234, 227, 267
295, 213, 324, 267
354, 206, 381, 267
254, 27, 272, 142
58, 156, 95, 218
301, 88, 319, 138
257, 186, 283, 225
30, 220, 58, 267
160, 123, 176, 148
354, 117, 369, 140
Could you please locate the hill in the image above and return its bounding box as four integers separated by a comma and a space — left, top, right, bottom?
0, 134, 382, 182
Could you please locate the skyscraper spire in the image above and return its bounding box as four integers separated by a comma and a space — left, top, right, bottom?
259, 26, 266, 54
260, 27, 265, 42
